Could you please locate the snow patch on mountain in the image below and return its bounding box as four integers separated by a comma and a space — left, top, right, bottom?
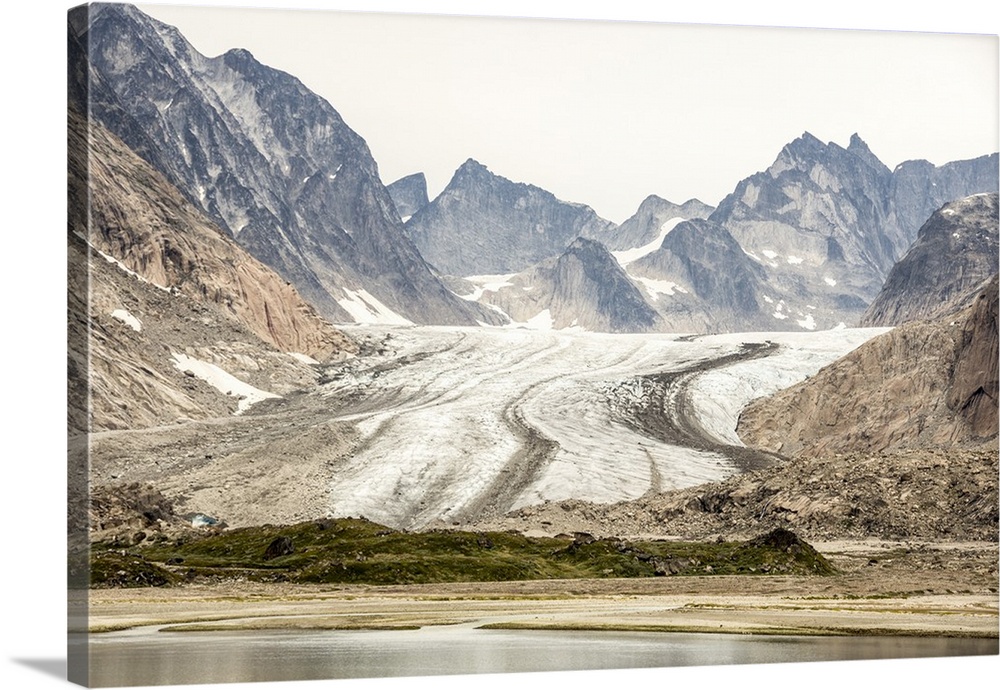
634, 276, 687, 300
337, 288, 414, 326
459, 274, 517, 301
95, 247, 171, 292
170, 352, 281, 413
611, 217, 684, 266
505, 309, 556, 331
110, 308, 142, 332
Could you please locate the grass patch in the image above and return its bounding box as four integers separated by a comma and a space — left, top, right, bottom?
91, 521, 835, 588
793, 592, 918, 601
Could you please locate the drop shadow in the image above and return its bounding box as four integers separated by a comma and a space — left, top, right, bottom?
11, 657, 67, 681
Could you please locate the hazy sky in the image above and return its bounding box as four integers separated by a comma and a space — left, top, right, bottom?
138, 1, 998, 223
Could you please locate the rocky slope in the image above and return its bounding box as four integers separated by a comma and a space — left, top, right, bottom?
469, 448, 998, 543
69, 108, 357, 430
405, 158, 617, 276
387, 172, 429, 220
709, 133, 997, 328
736, 275, 999, 457
473, 238, 662, 332
861, 193, 999, 326
71, 4, 494, 327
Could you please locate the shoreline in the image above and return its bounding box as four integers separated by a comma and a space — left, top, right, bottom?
85, 539, 999, 640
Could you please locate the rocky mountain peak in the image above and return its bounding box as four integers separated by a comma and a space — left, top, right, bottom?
624, 218, 772, 332
476, 235, 661, 333
923, 192, 998, 236
793, 130, 825, 149
565, 236, 603, 254
633, 194, 713, 219
707, 129, 994, 328
70, 108, 357, 431
637, 194, 670, 212
221, 47, 259, 70
597, 194, 713, 252
405, 158, 616, 276
387, 172, 429, 219
778, 131, 827, 162
846, 133, 884, 169
454, 157, 490, 180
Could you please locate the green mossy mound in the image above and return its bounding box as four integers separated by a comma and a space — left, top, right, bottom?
89, 518, 835, 587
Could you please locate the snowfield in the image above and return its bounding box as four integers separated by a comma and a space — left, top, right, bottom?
319, 326, 885, 529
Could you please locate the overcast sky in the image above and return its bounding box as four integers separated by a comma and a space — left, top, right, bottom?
133, 3, 996, 223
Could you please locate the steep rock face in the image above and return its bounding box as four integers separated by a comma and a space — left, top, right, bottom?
888, 154, 999, 246
405, 159, 617, 276
627, 219, 773, 332
710, 132, 998, 327
72, 109, 355, 361
474, 238, 662, 332
602, 195, 714, 251
387, 172, 429, 220
948, 275, 1000, 439
861, 193, 999, 326
737, 276, 999, 457
71, 4, 493, 327
69, 108, 356, 430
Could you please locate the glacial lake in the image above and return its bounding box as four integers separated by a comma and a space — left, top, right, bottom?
87, 626, 999, 687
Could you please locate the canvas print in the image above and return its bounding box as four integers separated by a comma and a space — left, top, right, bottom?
67, 2, 999, 687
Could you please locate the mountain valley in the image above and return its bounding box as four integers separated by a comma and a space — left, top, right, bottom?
68, 6, 999, 640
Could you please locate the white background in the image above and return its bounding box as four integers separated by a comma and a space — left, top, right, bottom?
2, 1, 998, 689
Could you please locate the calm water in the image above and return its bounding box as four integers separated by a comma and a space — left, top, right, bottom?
87, 626, 999, 687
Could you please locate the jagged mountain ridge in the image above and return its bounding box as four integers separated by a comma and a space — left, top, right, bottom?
412, 133, 996, 334
69, 107, 356, 430
861, 193, 1000, 327
72, 5, 999, 336
71, 4, 497, 328
709, 132, 998, 328
404, 158, 617, 276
